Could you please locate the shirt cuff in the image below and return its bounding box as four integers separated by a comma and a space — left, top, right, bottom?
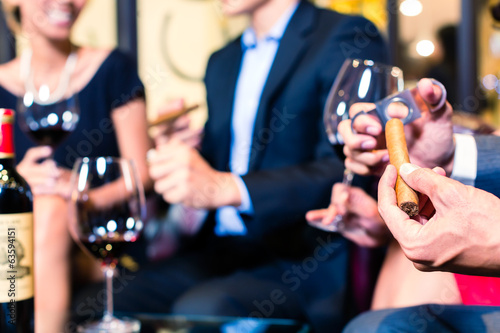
450, 133, 477, 186
232, 174, 254, 215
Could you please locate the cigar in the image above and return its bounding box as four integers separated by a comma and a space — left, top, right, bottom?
385, 118, 419, 217
148, 104, 199, 127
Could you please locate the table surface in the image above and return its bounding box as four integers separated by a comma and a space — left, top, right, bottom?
130, 313, 311, 333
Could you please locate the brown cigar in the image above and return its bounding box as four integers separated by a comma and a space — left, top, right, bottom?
385, 118, 419, 216
148, 104, 199, 127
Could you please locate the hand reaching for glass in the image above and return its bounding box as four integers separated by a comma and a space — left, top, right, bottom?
308, 59, 403, 233
306, 77, 453, 242
338, 78, 455, 177
306, 183, 391, 247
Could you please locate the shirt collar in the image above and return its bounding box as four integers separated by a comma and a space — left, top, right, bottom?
241, 1, 299, 50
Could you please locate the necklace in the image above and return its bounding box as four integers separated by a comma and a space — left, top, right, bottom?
20, 49, 78, 105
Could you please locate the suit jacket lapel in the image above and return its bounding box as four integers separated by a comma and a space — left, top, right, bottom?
248, 1, 316, 171
213, 41, 243, 171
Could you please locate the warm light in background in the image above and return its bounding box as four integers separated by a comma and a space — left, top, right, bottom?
399, 0, 423, 17
482, 74, 498, 91
416, 40, 435, 56
482, 74, 500, 96
326, 0, 388, 33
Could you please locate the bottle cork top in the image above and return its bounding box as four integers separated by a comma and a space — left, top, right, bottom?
0, 109, 15, 124
0, 109, 15, 158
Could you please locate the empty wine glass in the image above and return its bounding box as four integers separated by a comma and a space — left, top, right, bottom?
311, 59, 404, 232
69, 157, 145, 333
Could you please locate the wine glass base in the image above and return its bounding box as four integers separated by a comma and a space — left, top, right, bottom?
77, 317, 140, 333
307, 219, 343, 232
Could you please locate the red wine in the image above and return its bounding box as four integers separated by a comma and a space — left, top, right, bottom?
0, 109, 34, 333
28, 128, 71, 148
76, 200, 140, 265
81, 238, 128, 266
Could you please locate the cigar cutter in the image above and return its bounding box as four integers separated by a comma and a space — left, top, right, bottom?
371, 79, 447, 128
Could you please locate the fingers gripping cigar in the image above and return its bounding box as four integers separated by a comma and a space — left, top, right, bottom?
385, 118, 419, 216
148, 104, 199, 127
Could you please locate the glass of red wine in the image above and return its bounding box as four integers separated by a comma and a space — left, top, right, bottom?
69, 157, 145, 333
17, 91, 79, 149
308, 59, 403, 232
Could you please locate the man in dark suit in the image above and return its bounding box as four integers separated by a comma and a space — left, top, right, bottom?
112, 0, 387, 331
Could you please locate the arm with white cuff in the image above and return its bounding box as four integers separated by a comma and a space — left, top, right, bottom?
450, 133, 477, 186
451, 133, 500, 197
232, 174, 254, 215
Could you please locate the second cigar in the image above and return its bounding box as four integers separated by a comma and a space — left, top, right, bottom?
385, 118, 419, 217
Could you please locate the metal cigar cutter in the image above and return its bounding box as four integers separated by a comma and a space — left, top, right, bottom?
354, 79, 448, 129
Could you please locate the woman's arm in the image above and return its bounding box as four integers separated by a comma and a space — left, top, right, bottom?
111, 98, 153, 191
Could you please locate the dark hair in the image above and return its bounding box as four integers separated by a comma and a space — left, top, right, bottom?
491, 2, 500, 23
1, 3, 22, 33
13, 6, 20, 24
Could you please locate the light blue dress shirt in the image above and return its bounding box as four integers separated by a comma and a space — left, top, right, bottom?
214, 2, 299, 236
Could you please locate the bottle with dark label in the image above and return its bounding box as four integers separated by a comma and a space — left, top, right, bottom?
0, 109, 34, 333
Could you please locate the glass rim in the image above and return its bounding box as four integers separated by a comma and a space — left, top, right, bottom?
70, 156, 143, 199
346, 58, 402, 73
323, 58, 405, 145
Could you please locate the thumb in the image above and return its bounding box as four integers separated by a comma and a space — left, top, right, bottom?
417, 78, 443, 110
399, 163, 449, 203
378, 165, 422, 243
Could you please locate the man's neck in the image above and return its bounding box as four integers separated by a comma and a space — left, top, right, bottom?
250, 0, 299, 39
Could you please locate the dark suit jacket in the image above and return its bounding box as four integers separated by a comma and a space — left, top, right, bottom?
201, 0, 387, 258
474, 135, 500, 197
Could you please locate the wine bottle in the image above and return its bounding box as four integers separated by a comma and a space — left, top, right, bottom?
0, 109, 34, 332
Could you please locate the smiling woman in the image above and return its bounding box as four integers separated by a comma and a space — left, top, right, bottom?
0, 0, 152, 332
8, 0, 87, 39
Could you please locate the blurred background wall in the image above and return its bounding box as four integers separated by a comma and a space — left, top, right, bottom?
71, 0, 117, 49
71, 0, 247, 125
5, 0, 500, 126
136, 0, 247, 126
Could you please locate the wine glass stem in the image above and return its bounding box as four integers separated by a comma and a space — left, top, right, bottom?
333, 169, 354, 229
342, 168, 354, 187
103, 266, 115, 322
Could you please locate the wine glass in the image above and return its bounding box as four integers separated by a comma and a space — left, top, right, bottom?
314, 59, 404, 232
17, 91, 80, 149
69, 157, 145, 333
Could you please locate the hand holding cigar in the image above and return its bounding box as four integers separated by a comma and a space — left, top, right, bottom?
148, 104, 199, 127
385, 118, 419, 217
148, 101, 203, 148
